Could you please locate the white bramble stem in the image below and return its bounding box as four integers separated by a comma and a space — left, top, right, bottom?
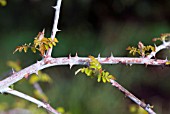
0, 55, 168, 114
0, 57, 168, 90
1, 0, 170, 113
46, 0, 62, 57
5, 87, 60, 114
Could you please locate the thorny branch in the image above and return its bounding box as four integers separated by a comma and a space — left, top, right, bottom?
46, 0, 62, 57
0, 0, 170, 113
0, 0, 62, 114
110, 79, 156, 114
4, 87, 60, 114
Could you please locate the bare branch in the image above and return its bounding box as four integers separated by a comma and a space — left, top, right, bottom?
4, 87, 60, 114
46, 0, 62, 57
110, 79, 156, 114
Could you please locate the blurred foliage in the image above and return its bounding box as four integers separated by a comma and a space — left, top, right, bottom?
129, 104, 148, 114
0, 0, 6, 6
5, 60, 70, 114
1, 0, 170, 114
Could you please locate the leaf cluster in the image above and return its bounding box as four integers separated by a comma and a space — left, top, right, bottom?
13, 30, 58, 56
75, 56, 115, 83
126, 42, 155, 57
152, 33, 170, 42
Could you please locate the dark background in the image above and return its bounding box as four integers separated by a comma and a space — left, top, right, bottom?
0, 0, 170, 114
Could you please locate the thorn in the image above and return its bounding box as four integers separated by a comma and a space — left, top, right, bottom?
98, 53, 100, 60
129, 64, 132, 66
110, 52, 114, 58
68, 54, 71, 59
154, 43, 157, 48
154, 44, 157, 51
42, 28, 45, 34
154, 56, 157, 61
163, 40, 166, 44
35, 71, 39, 76
52, 6, 58, 10
145, 104, 153, 110
69, 63, 73, 69
12, 68, 15, 74
36, 60, 41, 64
57, 29, 61, 32
145, 63, 148, 67
75, 52, 78, 57
165, 56, 168, 61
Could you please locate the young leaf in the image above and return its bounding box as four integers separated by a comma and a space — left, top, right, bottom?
75, 55, 115, 83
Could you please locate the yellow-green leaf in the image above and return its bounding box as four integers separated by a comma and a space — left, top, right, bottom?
54, 38, 59, 43
31, 47, 36, 53
48, 43, 53, 48
44, 44, 49, 50
34, 90, 48, 102
0, 0, 7, 6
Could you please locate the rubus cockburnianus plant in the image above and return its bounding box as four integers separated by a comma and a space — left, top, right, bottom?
1, 0, 170, 114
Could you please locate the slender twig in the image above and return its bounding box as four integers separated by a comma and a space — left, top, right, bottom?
46, 0, 62, 57
4, 87, 60, 114
110, 79, 156, 114
33, 82, 47, 101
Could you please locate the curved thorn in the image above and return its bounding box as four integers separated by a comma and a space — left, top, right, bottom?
12, 68, 15, 74
75, 52, 78, 57
68, 53, 71, 59
110, 52, 114, 58
69, 63, 73, 69
98, 53, 101, 60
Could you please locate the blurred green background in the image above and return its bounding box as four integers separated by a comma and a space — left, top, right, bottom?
1, 0, 170, 114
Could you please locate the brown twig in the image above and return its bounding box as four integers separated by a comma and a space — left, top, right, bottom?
110, 79, 156, 114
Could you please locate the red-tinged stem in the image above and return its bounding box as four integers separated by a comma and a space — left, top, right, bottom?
110, 79, 156, 114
